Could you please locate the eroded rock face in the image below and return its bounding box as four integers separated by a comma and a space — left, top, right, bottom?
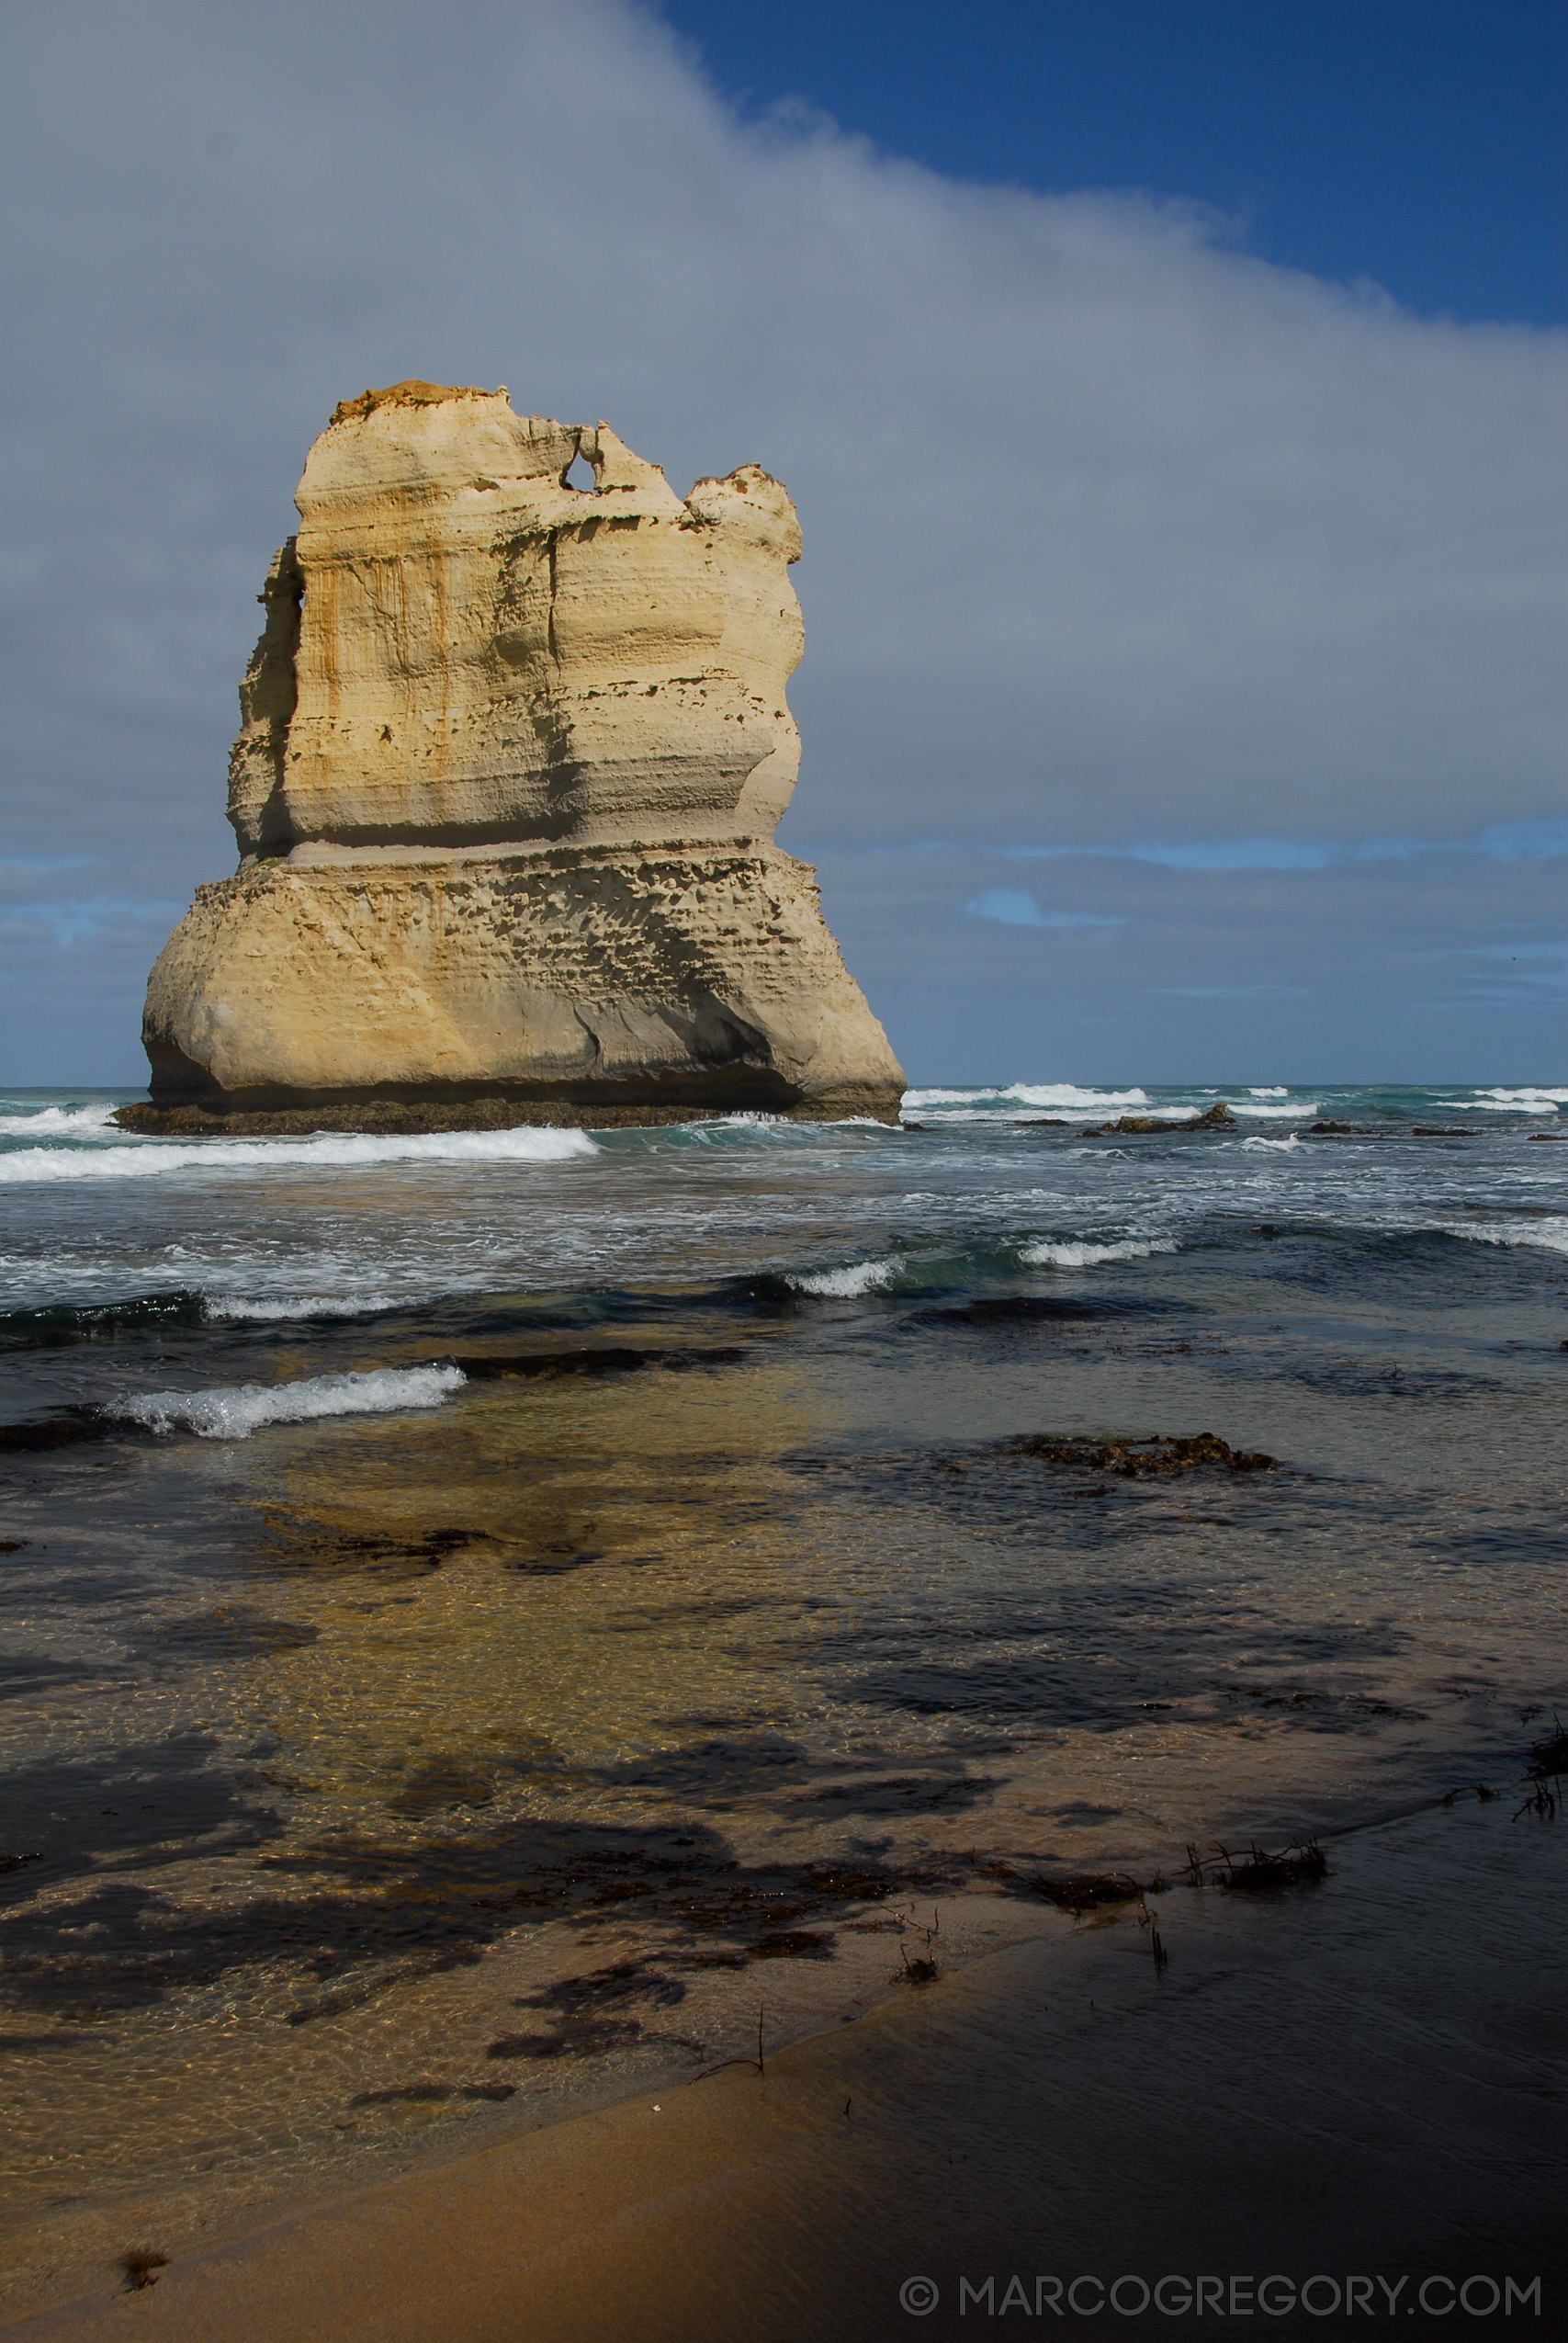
130, 382, 904, 1128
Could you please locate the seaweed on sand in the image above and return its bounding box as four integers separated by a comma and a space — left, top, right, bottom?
120, 2249, 169, 2292
1515, 1715, 1566, 1819
1183, 1840, 1328, 1890
1029, 1871, 1145, 1913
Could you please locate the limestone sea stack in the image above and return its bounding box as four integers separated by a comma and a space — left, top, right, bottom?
120, 381, 904, 1132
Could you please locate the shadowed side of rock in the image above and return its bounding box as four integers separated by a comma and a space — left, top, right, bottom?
123, 383, 904, 1131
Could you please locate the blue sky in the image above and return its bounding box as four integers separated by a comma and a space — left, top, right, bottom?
663, 1, 1567, 325
0, 0, 1562, 1086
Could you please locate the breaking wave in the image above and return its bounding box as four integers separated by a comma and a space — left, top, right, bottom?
107, 1364, 468, 1440
1440, 1217, 1568, 1256
202, 1293, 407, 1322
787, 1256, 903, 1297
1020, 1237, 1178, 1268
0, 1102, 124, 1139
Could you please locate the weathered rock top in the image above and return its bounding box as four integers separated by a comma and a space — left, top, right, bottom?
229, 381, 807, 863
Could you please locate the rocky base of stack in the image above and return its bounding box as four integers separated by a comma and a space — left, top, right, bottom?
115, 844, 905, 1133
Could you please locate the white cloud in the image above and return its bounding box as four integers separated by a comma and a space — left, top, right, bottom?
0, 0, 1562, 1078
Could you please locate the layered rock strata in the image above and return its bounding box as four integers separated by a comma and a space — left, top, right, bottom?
124, 381, 903, 1130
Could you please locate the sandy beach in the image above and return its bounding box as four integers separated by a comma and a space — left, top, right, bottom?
7, 1791, 1563, 2342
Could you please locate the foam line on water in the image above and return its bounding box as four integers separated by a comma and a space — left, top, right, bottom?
107, 1364, 468, 1440
0, 1126, 597, 1183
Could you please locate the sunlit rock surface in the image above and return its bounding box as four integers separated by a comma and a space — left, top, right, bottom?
129, 382, 903, 1130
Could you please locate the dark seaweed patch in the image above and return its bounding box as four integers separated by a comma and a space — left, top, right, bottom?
1184, 1840, 1330, 1891
269, 1524, 490, 1578
591, 1733, 811, 1797
141, 1606, 320, 1660
1031, 1872, 1144, 1913
0, 1737, 284, 1915
753, 1929, 832, 1958
0, 1655, 121, 1703
0, 1809, 943, 2019
487, 2019, 642, 2060
788, 1772, 1000, 1817
351, 2082, 453, 2104
515, 1959, 687, 2016
1010, 1432, 1277, 1477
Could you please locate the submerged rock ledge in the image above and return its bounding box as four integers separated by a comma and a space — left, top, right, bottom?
123, 381, 903, 1133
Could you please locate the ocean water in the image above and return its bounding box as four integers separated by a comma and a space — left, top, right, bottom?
1, 1081, 1564, 2306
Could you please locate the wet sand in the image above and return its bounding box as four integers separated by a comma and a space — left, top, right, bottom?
7, 1794, 1564, 2342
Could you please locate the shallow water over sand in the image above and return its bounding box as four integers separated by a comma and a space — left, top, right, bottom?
0, 1084, 1563, 2310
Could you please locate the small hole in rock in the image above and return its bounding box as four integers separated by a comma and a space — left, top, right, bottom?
565, 453, 597, 492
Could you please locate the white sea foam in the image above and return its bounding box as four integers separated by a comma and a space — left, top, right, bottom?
1441, 1217, 1568, 1256
0, 1126, 597, 1183
788, 1256, 902, 1296
109, 1364, 468, 1439
1233, 1101, 1318, 1118
1248, 1087, 1289, 1097
1243, 1134, 1303, 1151
0, 1102, 123, 1138
203, 1293, 406, 1322
1021, 1237, 1178, 1267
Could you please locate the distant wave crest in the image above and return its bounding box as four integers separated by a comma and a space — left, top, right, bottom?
1438, 1089, 1565, 1114
901, 1084, 1150, 1113
0, 1126, 597, 1183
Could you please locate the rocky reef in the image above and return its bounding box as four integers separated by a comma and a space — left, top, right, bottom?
121, 381, 903, 1132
